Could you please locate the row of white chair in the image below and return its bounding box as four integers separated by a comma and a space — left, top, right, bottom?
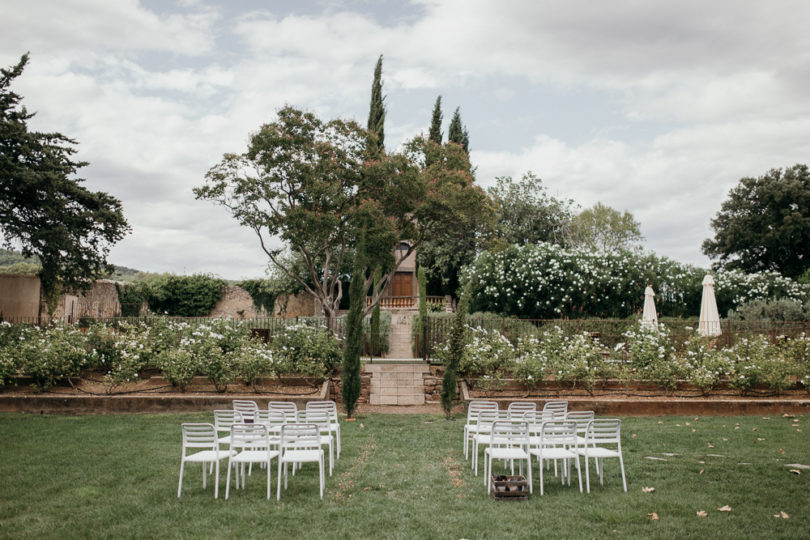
178, 400, 340, 499
467, 401, 627, 495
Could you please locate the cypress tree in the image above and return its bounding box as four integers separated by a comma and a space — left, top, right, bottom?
342, 229, 367, 418
428, 96, 443, 144
417, 266, 427, 358
441, 289, 468, 419
366, 55, 385, 155
371, 266, 381, 357
448, 107, 470, 154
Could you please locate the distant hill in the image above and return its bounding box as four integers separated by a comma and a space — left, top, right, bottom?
0, 249, 142, 280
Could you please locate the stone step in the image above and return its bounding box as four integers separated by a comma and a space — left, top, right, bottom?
365, 362, 428, 406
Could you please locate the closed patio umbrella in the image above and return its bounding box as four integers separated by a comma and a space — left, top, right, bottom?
642, 285, 658, 327
698, 272, 722, 337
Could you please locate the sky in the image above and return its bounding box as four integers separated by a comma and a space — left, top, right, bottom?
2, 0, 809, 280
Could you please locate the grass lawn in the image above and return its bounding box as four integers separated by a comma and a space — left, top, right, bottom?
0, 411, 807, 539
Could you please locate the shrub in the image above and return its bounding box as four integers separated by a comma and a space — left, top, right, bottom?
512, 335, 551, 390
230, 341, 275, 391
679, 335, 732, 395
728, 298, 808, 321
454, 327, 515, 378
270, 324, 341, 378
622, 322, 682, 391
157, 348, 197, 391
18, 325, 88, 391
143, 274, 226, 317
552, 331, 612, 393
727, 336, 794, 394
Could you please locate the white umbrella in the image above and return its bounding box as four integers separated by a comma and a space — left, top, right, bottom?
699, 272, 722, 337
642, 285, 658, 327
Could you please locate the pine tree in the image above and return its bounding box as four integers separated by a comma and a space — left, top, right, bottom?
448, 107, 470, 154
342, 228, 367, 418
366, 55, 385, 155
428, 96, 443, 144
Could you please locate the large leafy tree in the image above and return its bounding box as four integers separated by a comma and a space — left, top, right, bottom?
196, 107, 490, 330
703, 164, 810, 279
366, 55, 385, 155
487, 172, 576, 249
571, 202, 644, 252
0, 54, 129, 315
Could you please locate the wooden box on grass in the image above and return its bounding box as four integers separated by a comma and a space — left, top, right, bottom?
490, 475, 528, 501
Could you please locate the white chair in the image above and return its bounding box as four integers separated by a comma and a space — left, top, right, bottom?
225, 424, 279, 499
269, 401, 298, 423
277, 424, 325, 500
213, 409, 242, 447
576, 419, 627, 493
464, 401, 498, 460
530, 420, 582, 495
233, 400, 259, 423
507, 401, 536, 419
566, 410, 595, 446
472, 410, 499, 476
178, 423, 231, 498
484, 421, 533, 494
542, 400, 568, 420
299, 409, 334, 476
306, 401, 341, 458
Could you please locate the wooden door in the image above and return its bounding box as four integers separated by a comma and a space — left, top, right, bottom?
392, 272, 414, 298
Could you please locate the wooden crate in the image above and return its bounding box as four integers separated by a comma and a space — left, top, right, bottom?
490, 475, 529, 501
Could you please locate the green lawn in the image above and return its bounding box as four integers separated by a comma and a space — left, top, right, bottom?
0, 411, 807, 539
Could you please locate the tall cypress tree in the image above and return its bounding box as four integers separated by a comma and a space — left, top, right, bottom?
366, 55, 385, 155
342, 228, 367, 418
428, 96, 443, 144
441, 289, 468, 419
448, 107, 470, 154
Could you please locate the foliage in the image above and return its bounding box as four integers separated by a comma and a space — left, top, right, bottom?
571, 202, 644, 252
143, 274, 225, 317
726, 336, 795, 394
487, 172, 577, 248
679, 335, 732, 395
728, 297, 809, 322
703, 164, 810, 279
156, 348, 197, 391
115, 282, 146, 317
16, 325, 87, 391
370, 267, 382, 356
622, 322, 681, 391
0, 55, 129, 310
366, 55, 385, 155
550, 328, 612, 393
428, 96, 443, 145
464, 242, 810, 319
441, 291, 468, 418
447, 107, 469, 154
342, 236, 366, 418
270, 324, 341, 379
229, 340, 275, 392
0, 261, 40, 275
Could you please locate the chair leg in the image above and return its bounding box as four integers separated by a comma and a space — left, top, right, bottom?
574, 455, 583, 493
539, 455, 544, 496
319, 457, 324, 500
599, 458, 604, 486
526, 456, 533, 494
619, 453, 627, 492
584, 455, 591, 493
202, 462, 207, 489
267, 458, 272, 500
214, 461, 220, 499
225, 460, 232, 499
276, 459, 283, 500
177, 460, 185, 498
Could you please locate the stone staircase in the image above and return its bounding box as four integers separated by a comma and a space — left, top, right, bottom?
387, 311, 415, 358
365, 363, 429, 405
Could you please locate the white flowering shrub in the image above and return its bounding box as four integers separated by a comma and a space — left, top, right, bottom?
17, 325, 88, 391
512, 335, 552, 389
679, 335, 733, 395
726, 336, 795, 393
229, 341, 276, 391
269, 324, 341, 378
622, 322, 683, 390
462, 243, 810, 319
781, 333, 810, 394
157, 348, 197, 390
456, 327, 515, 378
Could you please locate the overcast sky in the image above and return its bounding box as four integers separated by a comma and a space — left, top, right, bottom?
2, 0, 809, 280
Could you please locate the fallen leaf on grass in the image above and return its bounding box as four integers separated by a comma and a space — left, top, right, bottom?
632, 433, 637, 439
773, 511, 789, 519
647, 512, 659, 521
699, 469, 704, 475
753, 427, 759, 431
797, 429, 803, 432
707, 443, 715, 448
676, 424, 681, 427
642, 486, 655, 493
686, 422, 691, 426
657, 421, 663, 425
694, 417, 700, 421
722, 437, 728, 442
717, 505, 732, 512
696, 511, 707, 518
780, 448, 785, 455
756, 438, 766, 442
359, 423, 365, 428
783, 413, 795, 418
789, 469, 801, 475
692, 429, 696, 433
762, 417, 771, 420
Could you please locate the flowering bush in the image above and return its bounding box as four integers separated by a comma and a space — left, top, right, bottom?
462, 243, 810, 319
157, 348, 197, 391
455, 327, 515, 378
726, 336, 794, 393
622, 323, 682, 391
512, 335, 552, 390
18, 325, 88, 391
552, 330, 613, 393
269, 324, 341, 378
679, 335, 732, 395
229, 341, 276, 391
